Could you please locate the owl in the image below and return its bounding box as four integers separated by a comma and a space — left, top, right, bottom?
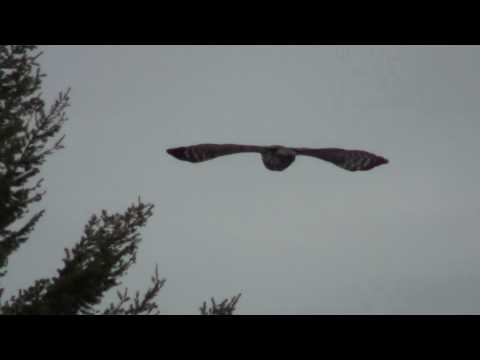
166, 143, 388, 172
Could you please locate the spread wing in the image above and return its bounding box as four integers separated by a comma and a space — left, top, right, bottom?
294, 147, 388, 172
166, 143, 264, 163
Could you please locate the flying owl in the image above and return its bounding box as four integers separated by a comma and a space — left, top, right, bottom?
166, 144, 388, 172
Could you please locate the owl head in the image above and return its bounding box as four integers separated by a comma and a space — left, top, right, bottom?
261, 146, 296, 171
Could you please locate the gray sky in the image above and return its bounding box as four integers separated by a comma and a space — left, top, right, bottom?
4, 45, 480, 314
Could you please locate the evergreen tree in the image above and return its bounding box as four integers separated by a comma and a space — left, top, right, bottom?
200, 294, 242, 315
0, 45, 240, 315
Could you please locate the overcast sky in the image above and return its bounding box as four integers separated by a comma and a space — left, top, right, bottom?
4, 45, 480, 314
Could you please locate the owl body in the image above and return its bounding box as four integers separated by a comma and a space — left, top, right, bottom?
167, 143, 388, 172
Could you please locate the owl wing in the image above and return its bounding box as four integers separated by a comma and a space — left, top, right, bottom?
293, 147, 388, 172
167, 143, 264, 163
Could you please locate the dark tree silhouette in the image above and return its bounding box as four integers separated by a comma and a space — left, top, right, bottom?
0, 45, 69, 278
0, 45, 240, 315
200, 294, 242, 315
